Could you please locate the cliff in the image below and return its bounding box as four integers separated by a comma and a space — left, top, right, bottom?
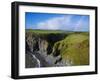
25, 30, 89, 68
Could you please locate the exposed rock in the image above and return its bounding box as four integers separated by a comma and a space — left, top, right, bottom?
25, 53, 40, 68
25, 31, 89, 68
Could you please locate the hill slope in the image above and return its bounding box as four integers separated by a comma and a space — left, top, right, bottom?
25, 29, 89, 68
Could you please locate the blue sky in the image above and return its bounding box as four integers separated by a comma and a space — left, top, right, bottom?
25, 12, 89, 31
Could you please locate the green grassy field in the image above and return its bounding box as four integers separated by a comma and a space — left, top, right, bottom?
26, 29, 74, 34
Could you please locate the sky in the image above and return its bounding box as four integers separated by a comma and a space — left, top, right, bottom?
25, 12, 89, 31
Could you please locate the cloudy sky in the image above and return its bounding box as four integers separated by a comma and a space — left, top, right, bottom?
25, 12, 89, 31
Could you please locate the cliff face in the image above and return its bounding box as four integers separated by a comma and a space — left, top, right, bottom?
25, 30, 89, 68
25, 32, 68, 68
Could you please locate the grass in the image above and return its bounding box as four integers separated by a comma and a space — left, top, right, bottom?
26, 29, 75, 34
53, 33, 89, 65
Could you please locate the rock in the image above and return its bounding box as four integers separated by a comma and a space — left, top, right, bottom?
25, 31, 77, 67
25, 53, 40, 68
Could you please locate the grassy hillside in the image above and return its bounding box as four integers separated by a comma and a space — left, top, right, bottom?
53, 33, 89, 65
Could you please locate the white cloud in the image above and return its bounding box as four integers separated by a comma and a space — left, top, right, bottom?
35, 15, 89, 31
36, 15, 73, 30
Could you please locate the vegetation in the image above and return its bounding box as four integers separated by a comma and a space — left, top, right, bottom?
26, 29, 89, 66
26, 29, 70, 34
53, 34, 89, 65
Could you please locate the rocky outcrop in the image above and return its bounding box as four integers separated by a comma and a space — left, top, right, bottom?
25, 32, 68, 68
25, 31, 89, 68
25, 53, 40, 68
